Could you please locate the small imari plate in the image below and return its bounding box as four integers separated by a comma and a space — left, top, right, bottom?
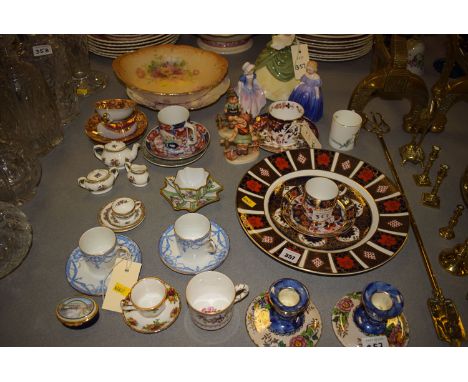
160, 176, 223, 212
245, 292, 322, 347
331, 292, 409, 347
121, 281, 181, 334
159, 221, 229, 275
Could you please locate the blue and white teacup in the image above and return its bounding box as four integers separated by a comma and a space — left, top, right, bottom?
78, 226, 130, 276
174, 213, 217, 258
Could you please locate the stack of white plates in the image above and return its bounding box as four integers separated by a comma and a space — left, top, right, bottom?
296, 34, 374, 62
87, 34, 180, 58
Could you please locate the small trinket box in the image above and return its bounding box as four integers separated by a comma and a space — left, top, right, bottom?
56, 296, 99, 329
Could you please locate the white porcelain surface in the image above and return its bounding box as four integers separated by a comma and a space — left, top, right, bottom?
329, 110, 362, 151
111, 197, 140, 217
127, 277, 167, 318
77, 167, 119, 194
93, 140, 140, 169
174, 213, 215, 258
175, 167, 209, 190
125, 163, 149, 187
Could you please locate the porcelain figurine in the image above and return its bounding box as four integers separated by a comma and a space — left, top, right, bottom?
78, 168, 119, 194
221, 112, 259, 164
237, 62, 266, 118
93, 140, 140, 169
125, 162, 149, 187
254, 34, 300, 101
289, 60, 323, 122
216, 88, 242, 138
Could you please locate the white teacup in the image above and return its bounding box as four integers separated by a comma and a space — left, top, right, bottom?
186, 271, 249, 330
174, 213, 216, 257
174, 167, 210, 200
78, 226, 130, 275
329, 110, 363, 151
157, 105, 197, 152
121, 277, 168, 318
111, 197, 141, 221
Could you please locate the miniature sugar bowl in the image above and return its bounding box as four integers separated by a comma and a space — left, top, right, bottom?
125, 163, 149, 187
78, 167, 119, 194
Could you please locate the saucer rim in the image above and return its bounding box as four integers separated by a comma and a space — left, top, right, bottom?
97, 200, 146, 232
143, 146, 207, 168
65, 235, 142, 296
121, 281, 181, 334
144, 121, 210, 161
158, 221, 230, 275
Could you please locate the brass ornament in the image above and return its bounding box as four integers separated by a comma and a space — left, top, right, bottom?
422, 164, 449, 208
413, 145, 441, 186
439, 239, 468, 276
439, 204, 464, 240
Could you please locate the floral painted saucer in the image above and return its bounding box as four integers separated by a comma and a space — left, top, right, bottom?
159, 221, 229, 274
281, 186, 356, 238
97, 200, 146, 232
331, 292, 409, 347
160, 176, 223, 212
121, 281, 180, 334
245, 292, 322, 347
85, 110, 148, 144
144, 121, 210, 161
65, 235, 142, 296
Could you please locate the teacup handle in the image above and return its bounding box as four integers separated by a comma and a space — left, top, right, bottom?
115, 245, 131, 260
134, 200, 142, 210
207, 238, 217, 254
120, 297, 136, 312
338, 195, 355, 219
186, 123, 197, 145
338, 184, 348, 196
234, 284, 249, 303
77, 177, 88, 189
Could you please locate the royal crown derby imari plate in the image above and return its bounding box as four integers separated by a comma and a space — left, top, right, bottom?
281, 186, 359, 239
97, 200, 146, 232
160, 176, 223, 212
65, 235, 142, 296
126, 75, 230, 111
85, 110, 148, 144
236, 149, 410, 276
245, 292, 322, 347
144, 121, 210, 161
121, 281, 181, 334
143, 146, 207, 168
158, 221, 229, 275
331, 292, 409, 347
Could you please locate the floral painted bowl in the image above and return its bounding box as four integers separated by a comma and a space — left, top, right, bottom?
112, 45, 228, 104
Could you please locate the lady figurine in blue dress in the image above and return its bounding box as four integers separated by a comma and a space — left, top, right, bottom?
237, 62, 266, 118
288, 60, 323, 122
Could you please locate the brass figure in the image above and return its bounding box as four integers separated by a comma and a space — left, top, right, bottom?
399, 133, 425, 166
413, 145, 441, 186
439, 239, 468, 276
348, 35, 429, 134
439, 204, 464, 240
422, 164, 449, 208
428, 35, 468, 133
364, 112, 465, 346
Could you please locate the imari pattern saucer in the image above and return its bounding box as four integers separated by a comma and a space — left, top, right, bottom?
245, 292, 322, 347
236, 149, 410, 275
331, 292, 409, 347
65, 235, 142, 296
121, 281, 180, 334
160, 176, 223, 212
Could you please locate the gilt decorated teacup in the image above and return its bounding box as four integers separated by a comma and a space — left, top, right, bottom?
121, 277, 168, 318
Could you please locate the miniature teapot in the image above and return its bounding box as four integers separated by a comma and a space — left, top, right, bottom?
78, 168, 119, 195
93, 140, 140, 169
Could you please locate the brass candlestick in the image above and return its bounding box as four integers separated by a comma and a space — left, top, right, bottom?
439, 239, 468, 276
422, 164, 449, 208
439, 204, 465, 240
413, 145, 441, 186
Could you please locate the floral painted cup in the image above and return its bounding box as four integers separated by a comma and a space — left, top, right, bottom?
174, 213, 217, 258
121, 277, 168, 318
186, 271, 249, 330
111, 197, 141, 221
174, 167, 210, 200
78, 226, 130, 276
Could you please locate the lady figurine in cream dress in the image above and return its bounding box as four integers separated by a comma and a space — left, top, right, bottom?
236, 62, 266, 118
288, 60, 323, 122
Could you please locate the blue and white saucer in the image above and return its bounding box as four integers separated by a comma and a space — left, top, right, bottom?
159, 221, 229, 275
66, 235, 142, 296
